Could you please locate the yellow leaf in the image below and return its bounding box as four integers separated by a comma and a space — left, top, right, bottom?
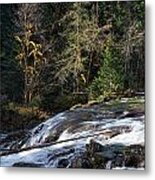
81, 74, 86, 84
37, 51, 43, 57
29, 41, 36, 48
15, 36, 22, 43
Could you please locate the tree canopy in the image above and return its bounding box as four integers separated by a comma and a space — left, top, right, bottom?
0, 1, 145, 112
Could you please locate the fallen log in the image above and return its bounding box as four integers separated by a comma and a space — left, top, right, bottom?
0, 129, 119, 157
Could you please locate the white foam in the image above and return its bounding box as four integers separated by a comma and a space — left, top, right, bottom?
23, 112, 66, 147
1, 112, 145, 168
1, 148, 48, 167
112, 167, 144, 170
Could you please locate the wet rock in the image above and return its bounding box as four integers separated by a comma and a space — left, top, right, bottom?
13, 162, 43, 167
112, 154, 125, 168
96, 151, 116, 160
70, 156, 94, 169
33, 124, 45, 135
114, 109, 125, 117
125, 154, 143, 168
86, 139, 104, 153
110, 144, 145, 169
124, 145, 145, 168
81, 158, 94, 168
44, 134, 59, 143
57, 158, 70, 168
84, 140, 108, 168
0, 130, 29, 151
84, 141, 145, 169
90, 154, 106, 169
119, 110, 144, 119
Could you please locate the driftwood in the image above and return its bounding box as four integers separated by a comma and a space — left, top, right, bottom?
0, 130, 119, 157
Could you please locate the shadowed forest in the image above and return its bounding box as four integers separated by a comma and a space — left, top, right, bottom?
0, 1, 145, 169
1, 1, 144, 131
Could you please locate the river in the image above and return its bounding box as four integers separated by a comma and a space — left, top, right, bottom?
0, 97, 145, 169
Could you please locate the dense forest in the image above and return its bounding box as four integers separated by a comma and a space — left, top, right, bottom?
0, 1, 145, 131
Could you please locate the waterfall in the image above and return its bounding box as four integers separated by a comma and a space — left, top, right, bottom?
0, 102, 145, 169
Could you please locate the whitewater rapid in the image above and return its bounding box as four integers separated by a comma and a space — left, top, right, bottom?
0, 108, 145, 168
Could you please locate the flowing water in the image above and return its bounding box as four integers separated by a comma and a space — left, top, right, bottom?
0, 100, 145, 169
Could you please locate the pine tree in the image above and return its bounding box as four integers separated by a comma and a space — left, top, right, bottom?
55, 2, 99, 93
0, 4, 24, 102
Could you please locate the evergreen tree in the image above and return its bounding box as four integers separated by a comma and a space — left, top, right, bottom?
0, 4, 23, 102
55, 2, 99, 93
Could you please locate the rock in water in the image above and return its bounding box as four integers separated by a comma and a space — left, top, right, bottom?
13, 162, 43, 167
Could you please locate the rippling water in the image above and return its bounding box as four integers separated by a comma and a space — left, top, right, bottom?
0, 103, 145, 169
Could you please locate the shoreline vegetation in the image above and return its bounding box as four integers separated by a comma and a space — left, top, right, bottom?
1, 91, 144, 133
